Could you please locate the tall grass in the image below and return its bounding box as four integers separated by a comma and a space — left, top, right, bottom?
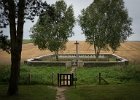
0, 64, 140, 85
75, 65, 140, 85
0, 64, 70, 85
0, 65, 10, 84
20, 65, 70, 85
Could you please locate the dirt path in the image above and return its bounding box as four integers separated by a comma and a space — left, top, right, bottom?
56, 87, 67, 100
55, 67, 76, 100
70, 67, 76, 73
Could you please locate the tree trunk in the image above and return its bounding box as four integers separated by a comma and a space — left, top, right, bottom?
55, 51, 59, 61
8, 48, 21, 95
7, 0, 25, 95
94, 44, 100, 61
95, 52, 99, 61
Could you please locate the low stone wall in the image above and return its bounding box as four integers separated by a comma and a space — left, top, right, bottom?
83, 61, 127, 67
25, 54, 128, 67
83, 54, 128, 67
26, 61, 66, 66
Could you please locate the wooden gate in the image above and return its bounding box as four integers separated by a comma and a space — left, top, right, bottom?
58, 73, 74, 86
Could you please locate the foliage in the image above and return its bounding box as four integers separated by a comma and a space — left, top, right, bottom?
0, 0, 54, 95
0, 65, 10, 84
0, 0, 49, 28
0, 85, 56, 100
31, 0, 75, 60
79, 0, 133, 59
0, 33, 10, 53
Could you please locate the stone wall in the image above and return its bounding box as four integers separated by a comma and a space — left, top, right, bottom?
25, 54, 128, 67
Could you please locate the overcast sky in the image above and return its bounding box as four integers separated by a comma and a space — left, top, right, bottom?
2, 0, 140, 41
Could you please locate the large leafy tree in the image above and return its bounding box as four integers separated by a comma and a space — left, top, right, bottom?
0, 0, 52, 95
79, 0, 133, 59
31, 0, 75, 61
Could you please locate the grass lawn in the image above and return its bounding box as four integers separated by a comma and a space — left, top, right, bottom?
65, 84, 140, 100
0, 85, 56, 100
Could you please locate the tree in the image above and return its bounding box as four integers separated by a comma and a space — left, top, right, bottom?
79, 0, 133, 60
31, 0, 75, 61
0, 33, 10, 53
0, 0, 52, 95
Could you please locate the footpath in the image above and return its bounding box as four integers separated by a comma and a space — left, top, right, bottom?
56, 67, 76, 100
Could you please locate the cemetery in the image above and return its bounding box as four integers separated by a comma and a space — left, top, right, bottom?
26, 53, 128, 67
0, 0, 140, 100
26, 41, 128, 67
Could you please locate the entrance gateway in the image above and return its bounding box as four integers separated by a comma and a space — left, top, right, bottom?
57, 41, 78, 87
57, 73, 75, 86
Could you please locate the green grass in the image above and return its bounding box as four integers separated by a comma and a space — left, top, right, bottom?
0, 64, 70, 85
65, 84, 140, 100
0, 64, 140, 85
0, 85, 56, 100
75, 65, 140, 85
0, 64, 140, 100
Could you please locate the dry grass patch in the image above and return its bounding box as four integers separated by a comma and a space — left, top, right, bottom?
0, 41, 140, 64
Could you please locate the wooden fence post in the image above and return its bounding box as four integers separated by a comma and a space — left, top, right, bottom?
71, 73, 74, 86
52, 72, 54, 85
29, 72, 31, 84
99, 73, 101, 85
58, 73, 60, 86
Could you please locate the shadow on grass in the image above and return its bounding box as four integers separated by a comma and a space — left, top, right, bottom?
0, 85, 56, 100
65, 84, 140, 100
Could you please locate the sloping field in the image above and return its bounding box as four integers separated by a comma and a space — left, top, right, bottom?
0, 41, 140, 64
